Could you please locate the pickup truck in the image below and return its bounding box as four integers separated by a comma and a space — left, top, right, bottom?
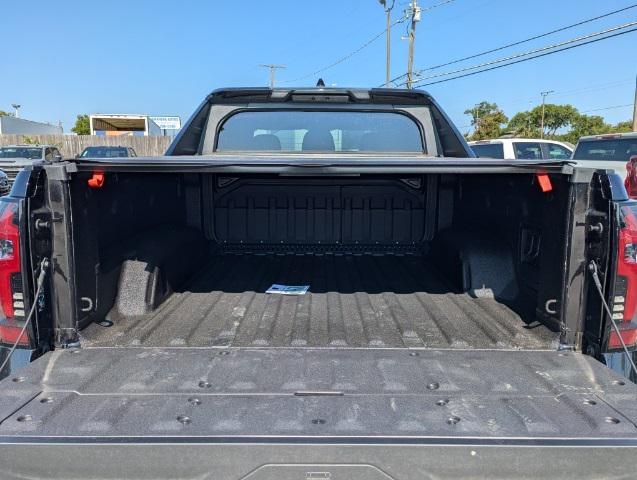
0, 88, 637, 479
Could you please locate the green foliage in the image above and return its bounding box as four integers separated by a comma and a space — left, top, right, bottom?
507, 111, 540, 138
463, 101, 509, 140
21, 136, 39, 145
466, 100, 635, 144
0, 110, 13, 117
534, 104, 578, 136
556, 114, 609, 144
613, 120, 634, 133
71, 114, 90, 135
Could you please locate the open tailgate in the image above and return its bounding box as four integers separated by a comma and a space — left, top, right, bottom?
1, 347, 637, 479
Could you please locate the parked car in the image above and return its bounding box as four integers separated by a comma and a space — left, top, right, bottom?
469, 138, 573, 160
78, 146, 137, 158
572, 132, 637, 182
0, 170, 10, 196
0, 144, 62, 184
0, 88, 636, 479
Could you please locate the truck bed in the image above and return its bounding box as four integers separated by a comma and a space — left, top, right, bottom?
79, 253, 559, 350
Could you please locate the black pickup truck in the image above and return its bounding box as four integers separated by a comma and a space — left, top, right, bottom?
0, 88, 636, 479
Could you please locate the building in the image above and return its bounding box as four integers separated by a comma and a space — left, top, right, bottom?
89, 114, 162, 137
0, 116, 63, 135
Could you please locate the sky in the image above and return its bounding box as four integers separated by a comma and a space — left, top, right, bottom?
1, 0, 635, 135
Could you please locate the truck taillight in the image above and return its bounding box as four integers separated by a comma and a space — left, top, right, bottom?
0, 201, 28, 346
624, 156, 637, 199
610, 206, 637, 351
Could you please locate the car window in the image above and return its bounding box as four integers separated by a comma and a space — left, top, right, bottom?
573, 138, 637, 161
216, 110, 424, 153
0, 147, 43, 159
80, 147, 129, 158
470, 143, 504, 159
546, 143, 572, 160
514, 142, 543, 160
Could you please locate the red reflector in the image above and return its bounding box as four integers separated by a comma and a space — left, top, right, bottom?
0, 322, 29, 346
609, 322, 637, 350
536, 173, 553, 193
88, 172, 105, 189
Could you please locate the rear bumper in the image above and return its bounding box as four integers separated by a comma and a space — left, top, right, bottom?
2, 441, 637, 480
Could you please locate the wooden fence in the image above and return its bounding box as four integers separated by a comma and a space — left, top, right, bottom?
0, 134, 173, 158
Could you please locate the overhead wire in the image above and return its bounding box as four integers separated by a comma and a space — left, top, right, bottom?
279, 15, 408, 85
408, 22, 637, 88
385, 3, 637, 86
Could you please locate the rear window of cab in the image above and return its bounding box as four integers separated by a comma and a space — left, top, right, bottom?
216, 110, 424, 153
470, 143, 504, 159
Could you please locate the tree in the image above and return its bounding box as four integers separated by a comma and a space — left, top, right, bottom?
557, 114, 610, 145
71, 114, 90, 135
464, 101, 508, 140
0, 110, 13, 117
506, 103, 578, 138
507, 111, 540, 138
612, 120, 634, 133
534, 104, 578, 136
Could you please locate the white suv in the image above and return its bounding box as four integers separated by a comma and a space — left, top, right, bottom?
468, 138, 573, 160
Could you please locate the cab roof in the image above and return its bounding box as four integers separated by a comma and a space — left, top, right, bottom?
206, 87, 434, 105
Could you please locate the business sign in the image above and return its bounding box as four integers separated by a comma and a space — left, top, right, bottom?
150, 116, 181, 130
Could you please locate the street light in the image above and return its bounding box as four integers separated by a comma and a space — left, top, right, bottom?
11, 104, 20, 118
379, 0, 395, 87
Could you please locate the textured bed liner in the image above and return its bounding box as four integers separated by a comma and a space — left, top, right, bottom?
80, 253, 559, 349
2, 348, 636, 440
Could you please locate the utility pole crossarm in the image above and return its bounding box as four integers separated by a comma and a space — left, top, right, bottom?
260, 64, 286, 88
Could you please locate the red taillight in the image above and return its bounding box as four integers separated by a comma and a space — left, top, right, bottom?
624, 156, 637, 199
0, 201, 28, 346
609, 206, 637, 351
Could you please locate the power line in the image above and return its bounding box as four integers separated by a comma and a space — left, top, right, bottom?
385, 3, 637, 86
408, 22, 637, 88
281, 0, 456, 87
421, 0, 456, 12
502, 78, 635, 111
279, 16, 408, 85
550, 79, 635, 98
581, 103, 634, 113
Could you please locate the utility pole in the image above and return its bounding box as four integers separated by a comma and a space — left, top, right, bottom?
379, 0, 395, 87
11, 104, 20, 118
406, 0, 421, 89
259, 64, 286, 88
539, 90, 554, 139
632, 74, 637, 132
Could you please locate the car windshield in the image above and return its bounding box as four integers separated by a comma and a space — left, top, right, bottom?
216, 110, 424, 153
470, 143, 504, 159
0, 147, 42, 159
80, 147, 129, 158
573, 138, 637, 161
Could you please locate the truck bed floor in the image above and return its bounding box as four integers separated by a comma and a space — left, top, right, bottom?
80, 253, 559, 349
